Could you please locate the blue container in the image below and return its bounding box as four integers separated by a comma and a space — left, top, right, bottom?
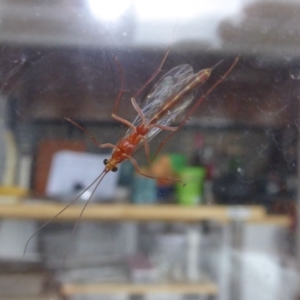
132, 175, 157, 204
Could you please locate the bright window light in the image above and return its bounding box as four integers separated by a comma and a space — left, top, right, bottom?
135, 0, 241, 21
88, 0, 132, 21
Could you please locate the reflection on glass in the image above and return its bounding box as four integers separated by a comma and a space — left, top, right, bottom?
0, 1, 299, 300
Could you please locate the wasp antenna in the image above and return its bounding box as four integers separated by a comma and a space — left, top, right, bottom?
210, 59, 224, 71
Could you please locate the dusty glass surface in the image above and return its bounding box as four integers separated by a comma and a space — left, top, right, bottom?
0, 1, 299, 300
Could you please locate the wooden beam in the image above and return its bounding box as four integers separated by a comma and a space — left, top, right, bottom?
60, 282, 218, 295
0, 202, 266, 222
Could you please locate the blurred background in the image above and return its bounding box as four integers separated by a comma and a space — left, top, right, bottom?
0, 0, 299, 299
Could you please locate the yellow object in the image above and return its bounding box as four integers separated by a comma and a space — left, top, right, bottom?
1, 129, 28, 204
150, 154, 174, 186
0, 186, 28, 204
0, 186, 28, 196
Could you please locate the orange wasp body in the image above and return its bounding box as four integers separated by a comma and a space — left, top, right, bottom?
69, 57, 238, 182
104, 66, 213, 173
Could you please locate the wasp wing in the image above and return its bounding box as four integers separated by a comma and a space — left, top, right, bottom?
125, 64, 196, 145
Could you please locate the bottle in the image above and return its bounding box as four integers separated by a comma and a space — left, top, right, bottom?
190, 133, 215, 204
185, 134, 205, 204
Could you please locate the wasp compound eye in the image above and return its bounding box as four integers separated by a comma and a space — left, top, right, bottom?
112, 166, 118, 172
103, 159, 108, 165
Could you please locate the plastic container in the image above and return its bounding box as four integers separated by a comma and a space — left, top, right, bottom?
176, 167, 206, 205
132, 173, 157, 204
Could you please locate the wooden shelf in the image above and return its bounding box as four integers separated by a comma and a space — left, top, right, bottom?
245, 215, 292, 227
60, 282, 218, 296
0, 201, 267, 222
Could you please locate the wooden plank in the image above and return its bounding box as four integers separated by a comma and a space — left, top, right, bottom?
0, 202, 266, 222
246, 215, 291, 227
60, 282, 218, 295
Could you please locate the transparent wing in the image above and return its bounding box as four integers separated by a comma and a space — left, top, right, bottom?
125, 64, 196, 145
